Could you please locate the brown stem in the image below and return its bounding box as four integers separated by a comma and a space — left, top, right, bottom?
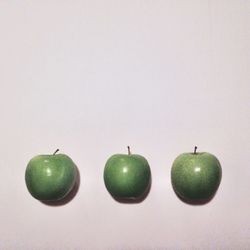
194, 146, 197, 154
53, 149, 59, 155
127, 146, 131, 155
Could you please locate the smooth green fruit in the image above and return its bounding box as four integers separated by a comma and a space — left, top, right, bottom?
171, 147, 222, 202
25, 150, 77, 201
104, 147, 151, 200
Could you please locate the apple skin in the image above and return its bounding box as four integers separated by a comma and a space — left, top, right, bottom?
171, 152, 222, 202
25, 153, 77, 201
104, 153, 151, 200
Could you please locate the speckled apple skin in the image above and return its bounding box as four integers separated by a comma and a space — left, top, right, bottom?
171, 152, 222, 201
104, 154, 151, 199
25, 154, 77, 201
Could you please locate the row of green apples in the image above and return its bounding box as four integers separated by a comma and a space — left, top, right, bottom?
25, 146, 222, 204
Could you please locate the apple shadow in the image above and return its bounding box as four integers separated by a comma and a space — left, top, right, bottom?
41, 166, 81, 207
112, 176, 152, 204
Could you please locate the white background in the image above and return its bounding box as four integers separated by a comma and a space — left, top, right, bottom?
0, 1, 249, 249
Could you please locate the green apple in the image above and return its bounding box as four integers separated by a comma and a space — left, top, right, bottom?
104, 147, 151, 200
171, 146, 222, 202
25, 149, 78, 201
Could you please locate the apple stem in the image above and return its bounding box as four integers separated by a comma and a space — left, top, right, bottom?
127, 146, 131, 155
194, 146, 197, 154
53, 149, 59, 155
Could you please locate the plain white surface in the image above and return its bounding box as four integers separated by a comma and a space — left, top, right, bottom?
0, 1, 249, 249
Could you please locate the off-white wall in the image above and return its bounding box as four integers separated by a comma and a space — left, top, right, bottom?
0, 1, 249, 249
